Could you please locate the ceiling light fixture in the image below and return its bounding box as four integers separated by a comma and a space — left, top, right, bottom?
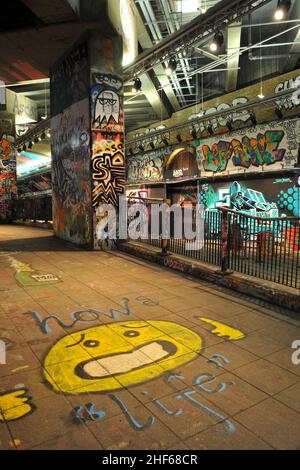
275, 104, 284, 119
206, 122, 214, 135
191, 127, 197, 139
249, 111, 257, 126
209, 31, 224, 52
274, 0, 291, 21
132, 78, 142, 93
165, 57, 177, 76
226, 116, 233, 132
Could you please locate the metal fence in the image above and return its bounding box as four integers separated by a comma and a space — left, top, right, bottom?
126, 197, 300, 290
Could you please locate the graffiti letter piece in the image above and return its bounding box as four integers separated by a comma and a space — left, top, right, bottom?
196, 317, 245, 341
194, 373, 235, 393
109, 394, 155, 431
0, 389, 35, 422
206, 353, 230, 369
141, 391, 183, 417
176, 390, 236, 435
72, 403, 106, 424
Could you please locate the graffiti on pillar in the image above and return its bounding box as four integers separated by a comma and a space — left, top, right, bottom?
0, 132, 16, 221
51, 42, 89, 117
51, 98, 92, 245
197, 119, 300, 176
90, 72, 124, 249
91, 74, 123, 133
91, 135, 125, 248
92, 137, 125, 208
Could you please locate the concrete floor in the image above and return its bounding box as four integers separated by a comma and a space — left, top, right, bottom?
0, 225, 300, 450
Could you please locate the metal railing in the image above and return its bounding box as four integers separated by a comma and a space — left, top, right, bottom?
126, 197, 300, 290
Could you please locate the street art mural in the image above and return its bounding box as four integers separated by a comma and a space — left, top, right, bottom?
51, 98, 92, 245
197, 119, 300, 176
17, 151, 51, 177
0, 133, 16, 221
44, 321, 202, 395
0, 252, 60, 286
199, 177, 299, 219
127, 147, 170, 183
90, 72, 125, 249
0, 291, 245, 437
92, 135, 125, 248
91, 74, 123, 133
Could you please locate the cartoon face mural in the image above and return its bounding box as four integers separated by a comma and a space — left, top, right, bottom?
43, 321, 202, 395
91, 73, 123, 133
93, 90, 120, 128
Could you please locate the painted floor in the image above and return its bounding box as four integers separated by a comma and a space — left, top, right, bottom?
0, 224, 300, 450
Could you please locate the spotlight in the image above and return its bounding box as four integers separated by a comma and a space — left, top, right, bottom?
132, 78, 142, 93
249, 111, 257, 126
162, 137, 169, 146
46, 131, 51, 139
176, 133, 182, 142
275, 104, 284, 119
22, 144, 26, 151
138, 144, 145, 152
165, 57, 177, 76
210, 31, 224, 52
191, 127, 197, 139
274, 0, 291, 21
38, 136, 42, 141
149, 141, 155, 149
226, 116, 233, 132
206, 123, 214, 135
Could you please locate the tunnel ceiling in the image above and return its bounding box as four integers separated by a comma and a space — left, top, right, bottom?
1, 0, 300, 131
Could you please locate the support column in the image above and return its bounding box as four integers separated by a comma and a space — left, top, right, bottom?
50, 20, 124, 248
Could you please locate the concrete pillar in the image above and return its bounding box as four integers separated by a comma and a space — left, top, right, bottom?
50, 15, 124, 248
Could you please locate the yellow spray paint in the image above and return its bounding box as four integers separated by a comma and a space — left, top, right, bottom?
44, 321, 203, 395
199, 317, 245, 340
0, 389, 33, 422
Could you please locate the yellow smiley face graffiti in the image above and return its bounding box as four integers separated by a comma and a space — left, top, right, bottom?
43, 321, 203, 395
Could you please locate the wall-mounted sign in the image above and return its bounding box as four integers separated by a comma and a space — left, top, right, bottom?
0, 80, 5, 111
6, 89, 37, 124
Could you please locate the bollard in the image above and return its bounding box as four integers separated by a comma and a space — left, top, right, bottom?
160, 198, 171, 256
0, 339, 6, 365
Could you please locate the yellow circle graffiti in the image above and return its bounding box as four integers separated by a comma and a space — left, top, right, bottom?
43, 321, 203, 395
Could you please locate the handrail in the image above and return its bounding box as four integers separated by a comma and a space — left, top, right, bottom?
218, 206, 300, 222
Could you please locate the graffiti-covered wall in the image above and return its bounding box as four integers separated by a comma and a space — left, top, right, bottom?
0, 119, 16, 222
126, 147, 169, 183
51, 42, 92, 246
196, 119, 299, 177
